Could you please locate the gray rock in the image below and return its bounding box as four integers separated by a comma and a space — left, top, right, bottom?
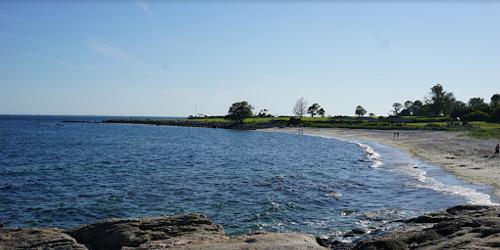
354, 205, 500, 250
67, 213, 228, 250
0, 228, 87, 249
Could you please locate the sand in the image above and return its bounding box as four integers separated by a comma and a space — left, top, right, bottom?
262, 127, 500, 197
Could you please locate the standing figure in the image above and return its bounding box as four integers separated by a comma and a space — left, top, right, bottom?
495, 144, 499, 156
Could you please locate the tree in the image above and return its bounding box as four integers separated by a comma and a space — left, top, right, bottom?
369, 113, 376, 118
392, 103, 403, 116
227, 101, 253, 122
412, 100, 424, 116
355, 105, 367, 117
307, 103, 321, 117
468, 97, 485, 109
257, 109, 272, 117
426, 84, 455, 116
490, 94, 500, 107
404, 100, 413, 110
293, 97, 308, 117
317, 108, 326, 117
450, 101, 468, 118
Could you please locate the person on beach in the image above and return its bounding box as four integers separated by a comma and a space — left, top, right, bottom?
495, 144, 499, 156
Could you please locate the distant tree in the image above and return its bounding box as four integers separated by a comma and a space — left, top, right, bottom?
412, 100, 424, 116
404, 100, 413, 110
317, 108, 326, 117
490, 94, 500, 107
392, 103, 403, 116
450, 101, 469, 118
369, 113, 376, 118
468, 97, 486, 109
258, 109, 273, 118
355, 105, 367, 117
491, 107, 500, 122
227, 101, 253, 122
307, 103, 321, 117
293, 97, 308, 117
425, 84, 455, 116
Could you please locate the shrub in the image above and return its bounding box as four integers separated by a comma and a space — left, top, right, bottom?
288, 116, 302, 125
425, 123, 442, 128
490, 107, 500, 123
462, 111, 491, 122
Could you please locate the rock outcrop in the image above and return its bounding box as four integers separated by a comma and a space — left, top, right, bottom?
0, 213, 325, 250
354, 205, 500, 250
0, 228, 86, 249
1, 205, 499, 249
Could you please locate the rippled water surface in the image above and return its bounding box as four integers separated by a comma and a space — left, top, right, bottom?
0, 115, 496, 237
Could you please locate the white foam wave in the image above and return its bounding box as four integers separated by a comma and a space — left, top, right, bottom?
296, 132, 497, 206
354, 142, 383, 168
413, 168, 497, 205
312, 135, 384, 168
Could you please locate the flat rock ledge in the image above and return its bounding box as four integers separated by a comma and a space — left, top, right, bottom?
1, 205, 499, 250
353, 205, 500, 250
0, 213, 324, 250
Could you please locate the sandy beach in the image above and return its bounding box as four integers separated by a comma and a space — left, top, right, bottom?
263, 127, 500, 197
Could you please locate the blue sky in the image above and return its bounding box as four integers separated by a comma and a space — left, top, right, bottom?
0, 1, 499, 116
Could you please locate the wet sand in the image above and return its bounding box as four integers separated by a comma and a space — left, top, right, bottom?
262, 127, 500, 197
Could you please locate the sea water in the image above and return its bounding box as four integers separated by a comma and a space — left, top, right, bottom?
0, 115, 497, 239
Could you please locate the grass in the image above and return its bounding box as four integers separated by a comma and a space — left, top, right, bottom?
466, 121, 500, 139
160, 116, 500, 139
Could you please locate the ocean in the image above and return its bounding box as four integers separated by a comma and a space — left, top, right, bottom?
0, 115, 497, 240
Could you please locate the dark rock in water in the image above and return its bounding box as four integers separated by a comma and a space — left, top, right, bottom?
354, 205, 500, 250
348, 227, 367, 236
0, 223, 3, 228
0, 228, 87, 249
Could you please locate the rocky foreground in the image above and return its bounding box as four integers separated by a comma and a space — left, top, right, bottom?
0, 205, 498, 250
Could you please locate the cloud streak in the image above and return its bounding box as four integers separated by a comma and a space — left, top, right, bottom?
86, 38, 137, 62
0, 48, 95, 70
136, 0, 154, 17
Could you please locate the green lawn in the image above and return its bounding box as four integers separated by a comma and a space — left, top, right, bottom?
182, 116, 500, 138
467, 121, 500, 139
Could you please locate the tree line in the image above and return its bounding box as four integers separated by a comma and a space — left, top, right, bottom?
389, 84, 500, 122
224, 84, 499, 123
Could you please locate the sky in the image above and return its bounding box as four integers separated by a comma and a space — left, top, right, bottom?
0, 1, 499, 117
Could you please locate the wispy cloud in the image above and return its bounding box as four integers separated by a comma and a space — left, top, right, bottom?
0, 48, 95, 70
136, 0, 154, 17
86, 38, 137, 62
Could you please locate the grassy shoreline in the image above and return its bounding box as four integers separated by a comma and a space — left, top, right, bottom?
101, 116, 500, 139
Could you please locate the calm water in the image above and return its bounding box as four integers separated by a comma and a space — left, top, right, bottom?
0, 115, 497, 238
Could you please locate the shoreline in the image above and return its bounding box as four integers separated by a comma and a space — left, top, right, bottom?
261, 127, 500, 198
2, 206, 499, 249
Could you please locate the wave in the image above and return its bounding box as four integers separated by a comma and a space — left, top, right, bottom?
298, 132, 497, 206
410, 167, 497, 205
312, 134, 384, 168
353, 142, 383, 168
